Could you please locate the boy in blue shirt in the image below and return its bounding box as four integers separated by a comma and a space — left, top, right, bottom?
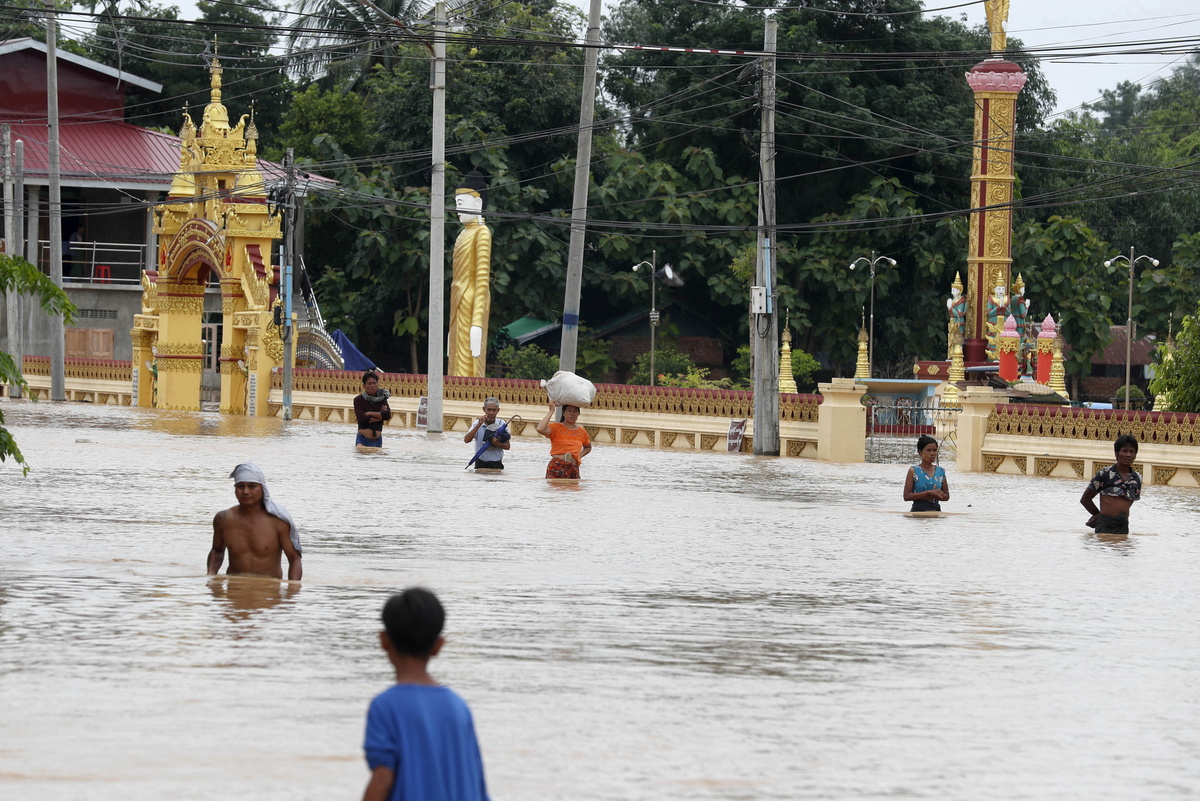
362, 588, 490, 801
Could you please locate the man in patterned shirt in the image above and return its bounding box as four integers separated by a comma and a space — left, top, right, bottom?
1080, 434, 1142, 535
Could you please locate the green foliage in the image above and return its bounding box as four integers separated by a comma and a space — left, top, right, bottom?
574, 337, 616, 384
264, 84, 376, 162
496, 344, 559, 380
1011, 216, 1115, 379
656, 366, 734, 389
628, 347, 695, 386
0, 254, 76, 475
1150, 300, 1200, 412
84, 1, 292, 134
730, 344, 818, 391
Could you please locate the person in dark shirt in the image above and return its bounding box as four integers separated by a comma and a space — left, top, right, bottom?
1080, 434, 1142, 535
354, 371, 391, 450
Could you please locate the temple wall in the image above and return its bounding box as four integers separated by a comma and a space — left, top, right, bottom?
956, 387, 1200, 486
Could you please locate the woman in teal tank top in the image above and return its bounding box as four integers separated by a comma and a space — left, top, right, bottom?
903, 435, 950, 512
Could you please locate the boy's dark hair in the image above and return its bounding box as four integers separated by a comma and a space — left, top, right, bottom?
382, 588, 445, 656
916, 434, 937, 452
1114, 434, 1139, 455
362, 370, 379, 384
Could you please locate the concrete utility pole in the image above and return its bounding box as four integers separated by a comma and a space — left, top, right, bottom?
45, 0, 65, 401
282, 148, 296, 421
557, 0, 603, 373
751, 18, 779, 456
8, 138, 24, 397
425, 0, 447, 432
3, 124, 19, 399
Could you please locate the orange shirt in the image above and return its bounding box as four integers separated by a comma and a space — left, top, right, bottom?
547, 422, 590, 460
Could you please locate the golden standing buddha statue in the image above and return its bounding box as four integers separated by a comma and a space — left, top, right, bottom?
448, 171, 493, 377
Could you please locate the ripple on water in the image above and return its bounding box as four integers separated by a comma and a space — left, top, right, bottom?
2, 400, 1199, 800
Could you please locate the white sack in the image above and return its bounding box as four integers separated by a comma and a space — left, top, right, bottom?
540, 370, 596, 408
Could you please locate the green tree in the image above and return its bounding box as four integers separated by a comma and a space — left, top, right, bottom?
1149, 298, 1200, 413
84, 0, 291, 134
0, 254, 76, 474
495, 343, 558, 380
628, 346, 695, 386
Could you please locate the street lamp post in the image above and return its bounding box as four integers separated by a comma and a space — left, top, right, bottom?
1104, 247, 1159, 410
848, 252, 897, 379
633, 252, 677, 387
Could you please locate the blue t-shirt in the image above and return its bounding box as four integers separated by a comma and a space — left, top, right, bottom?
364, 684, 490, 801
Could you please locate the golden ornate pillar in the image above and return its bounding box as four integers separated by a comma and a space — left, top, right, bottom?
964, 55, 1026, 363
154, 277, 206, 410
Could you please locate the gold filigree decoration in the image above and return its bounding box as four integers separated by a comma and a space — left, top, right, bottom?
1070, 460, 1084, 478
983, 454, 1004, 472
156, 357, 204, 373
155, 341, 205, 356
242, 250, 271, 311
1013, 456, 1027, 473
1153, 467, 1177, 486
262, 306, 284, 366
701, 434, 719, 450
140, 271, 159, 313
1035, 458, 1058, 477
662, 432, 677, 448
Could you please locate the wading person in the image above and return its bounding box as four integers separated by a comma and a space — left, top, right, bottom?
1080, 434, 1142, 535
361, 588, 490, 801
536, 401, 591, 479
208, 463, 302, 580
903, 434, 950, 512
463, 397, 509, 470
355, 371, 392, 450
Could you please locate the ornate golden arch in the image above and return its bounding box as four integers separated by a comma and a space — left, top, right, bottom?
161, 218, 225, 284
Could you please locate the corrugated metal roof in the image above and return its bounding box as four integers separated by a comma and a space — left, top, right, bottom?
1091, 325, 1157, 366
3, 118, 335, 193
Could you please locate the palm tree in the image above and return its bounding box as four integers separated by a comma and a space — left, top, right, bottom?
285, 0, 432, 88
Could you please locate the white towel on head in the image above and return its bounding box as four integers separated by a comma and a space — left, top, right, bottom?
229, 462, 302, 553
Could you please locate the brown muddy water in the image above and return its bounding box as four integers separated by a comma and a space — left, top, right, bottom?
1, 399, 1198, 800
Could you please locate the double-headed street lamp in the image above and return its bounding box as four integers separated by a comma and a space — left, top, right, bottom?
1105, 247, 1159, 410
848, 251, 897, 379
632, 251, 679, 387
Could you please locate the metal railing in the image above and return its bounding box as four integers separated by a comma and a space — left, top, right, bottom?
866, 399, 960, 463
40, 239, 146, 285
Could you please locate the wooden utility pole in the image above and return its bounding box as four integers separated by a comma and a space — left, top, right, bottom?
751, 18, 779, 455
557, 0, 602, 372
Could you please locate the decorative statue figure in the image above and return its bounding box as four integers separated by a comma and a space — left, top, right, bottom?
984, 0, 1010, 52
986, 284, 1009, 358
1009, 273, 1031, 371
448, 171, 493, 378
946, 271, 967, 357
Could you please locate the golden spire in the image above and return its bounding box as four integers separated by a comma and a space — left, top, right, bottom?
854, 326, 870, 381
1013, 272, 1025, 294
201, 38, 230, 135
951, 271, 963, 293
778, 311, 798, 394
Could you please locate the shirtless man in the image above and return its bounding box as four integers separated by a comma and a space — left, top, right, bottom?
208, 463, 303, 580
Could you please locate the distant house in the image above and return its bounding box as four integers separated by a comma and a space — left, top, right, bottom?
0, 38, 325, 381
1079, 325, 1157, 403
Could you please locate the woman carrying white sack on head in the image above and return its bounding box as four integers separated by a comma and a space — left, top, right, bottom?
537, 371, 595, 479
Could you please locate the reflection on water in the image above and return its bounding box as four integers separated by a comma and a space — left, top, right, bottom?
2, 399, 1199, 801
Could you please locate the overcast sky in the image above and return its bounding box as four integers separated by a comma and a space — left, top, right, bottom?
165, 0, 1199, 117
562, 0, 1200, 117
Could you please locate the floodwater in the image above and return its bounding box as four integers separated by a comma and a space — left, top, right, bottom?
2, 400, 1199, 801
